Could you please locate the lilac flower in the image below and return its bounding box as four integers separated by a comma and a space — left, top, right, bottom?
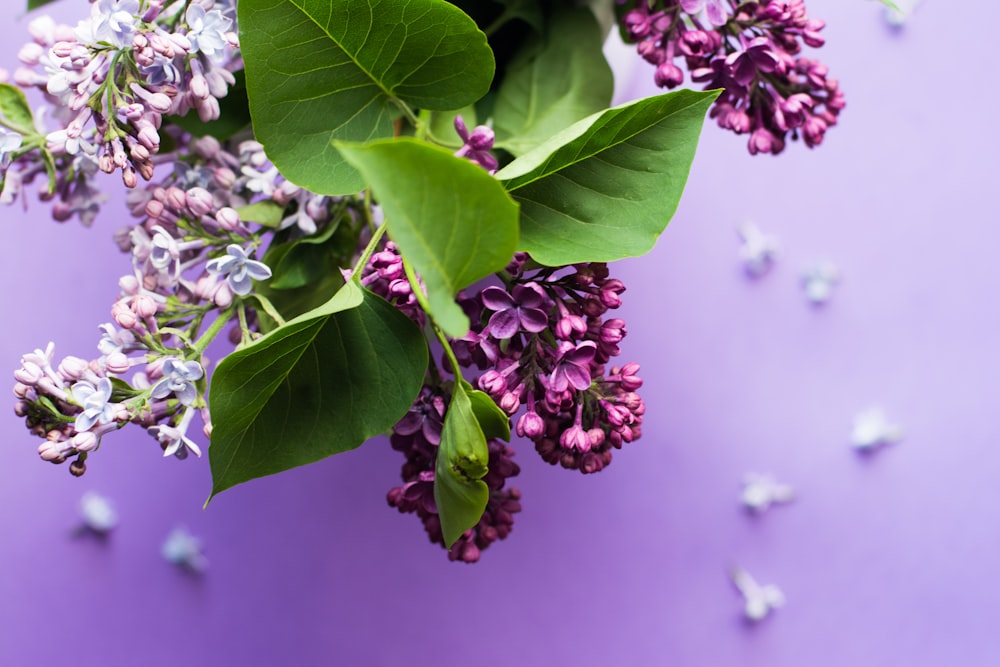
206, 244, 272, 296
0, 127, 23, 168
480, 284, 548, 339
162, 526, 207, 572
79, 491, 118, 534
148, 408, 202, 459
549, 340, 597, 393
726, 37, 779, 87
150, 358, 204, 405
453, 116, 498, 172
185, 5, 233, 62
71, 377, 116, 431
81, 0, 141, 48
680, 0, 730, 27
98, 322, 136, 358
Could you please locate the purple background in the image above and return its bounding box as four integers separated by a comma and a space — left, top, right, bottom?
2, 1, 997, 664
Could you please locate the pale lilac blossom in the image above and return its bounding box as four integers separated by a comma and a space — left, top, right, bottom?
71, 377, 116, 431
206, 244, 272, 296
150, 358, 204, 405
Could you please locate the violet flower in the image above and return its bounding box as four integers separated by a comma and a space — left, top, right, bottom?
679, 0, 730, 27
206, 244, 272, 296
71, 377, 116, 431
480, 284, 548, 339
150, 358, 204, 405
549, 340, 597, 393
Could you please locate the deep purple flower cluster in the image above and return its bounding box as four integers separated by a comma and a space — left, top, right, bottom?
459, 259, 645, 474
620, 0, 844, 154
386, 388, 522, 563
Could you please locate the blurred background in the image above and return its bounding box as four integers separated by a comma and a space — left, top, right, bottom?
3, 0, 999, 665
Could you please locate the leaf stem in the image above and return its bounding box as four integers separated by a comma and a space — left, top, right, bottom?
350, 222, 388, 280
248, 293, 286, 327
191, 307, 235, 356
402, 257, 464, 379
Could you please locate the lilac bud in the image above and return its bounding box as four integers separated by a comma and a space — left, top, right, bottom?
214, 167, 236, 189
499, 392, 520, 414
214, 283, 233, 308
121, 167, 138, 189
477, 370, 507, 396
112, 300, 138, 329
72, 431, 99, 453
105, 352, 130, 375
560, 425, 590, 452
215, 207, 241, 231
516, 411, 544, 439
654, 61, 684, 89
14, 362, 43, 386
58, 356, 90, 381
165, 187, 187, 210
119, 274, 140, 294
38, 439, 68, 462
185, 187, 214, 217
132, 294, 159, 318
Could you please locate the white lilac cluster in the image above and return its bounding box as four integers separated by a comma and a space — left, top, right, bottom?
12, 127, 362, 473
4, 0, 238, 223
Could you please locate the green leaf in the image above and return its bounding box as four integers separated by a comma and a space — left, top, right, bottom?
27, 0, 59, 11
239, 0, 495, 195
496, 89, 719, 266
434, 382, 490, 547
167, 70, 251, 141
494, 8, 613, 155
0, 84, 38, 136
235, 201, 285, 228
465, 386, 510, 442
207, 281, 427, 499
269, 216, 357, 290
337, 138, 519, 337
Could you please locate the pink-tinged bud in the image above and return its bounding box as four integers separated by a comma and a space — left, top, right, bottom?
214, 283, 233, 308
58, 356, 89, 381
14, 401, 29, 417
516, 411, 544, 439
196, 96, 220, 123
588, 428, 606, 449
560, 425, 590, 452
132, 294, 159, 318
98, 152, 115, 174
51, 203, 73, 222
69, 458, 87, 476
165, 186, 187, 210
388, 279, 412, 297
499, 392, 520, 415
136, 160, 153, 181
105, 352, 131, 375
477, 370, 507, 396
166, 32, 192, 53
136, 126, 160, 151
14, 362, 43, 386
215, 207, 241, 231
130, 142, 150, 162
119, 274, 140, 295
637, 39, 664, 65
39, 439, 68, 462
122, 166, 138, 189
185, 188, 214, 217
190, 75, 210, 100
654, 61, 684, 89
145, 199, 165, 221
112, 300, 138, 329
192, 135, 221, 159
18, 43, 42, 65
213, 167, 236, 190
51, 41, 75, 58
72, 431, 99, 453
147, 33, 174, 58
13, 382, 30, 399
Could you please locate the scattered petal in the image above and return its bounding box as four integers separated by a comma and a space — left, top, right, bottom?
851, 407, 903, 451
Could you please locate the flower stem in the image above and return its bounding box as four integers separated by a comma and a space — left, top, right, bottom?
191, 307, 235, 356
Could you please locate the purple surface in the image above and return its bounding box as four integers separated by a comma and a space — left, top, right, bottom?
3, 1, 999, 665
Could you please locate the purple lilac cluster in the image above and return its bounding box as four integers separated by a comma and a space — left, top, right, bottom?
386, 388, 522, 563
5, 0, 238, 221
373, 119, 645, 562
619, 0, 844, 154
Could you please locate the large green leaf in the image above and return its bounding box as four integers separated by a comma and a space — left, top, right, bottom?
496, 89, 719, 266
434, 382, 490, 547
493, 8, 613, 155
207, 281, 427, 499
337, 138, 519, 337
239, 0, 494, 195
0, 84, 38, 136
